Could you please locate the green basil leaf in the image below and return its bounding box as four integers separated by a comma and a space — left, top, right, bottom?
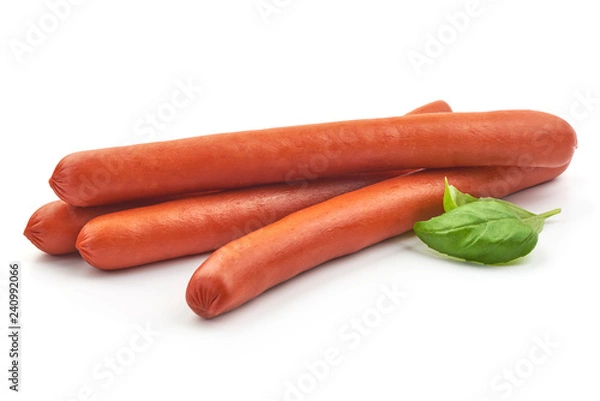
416, 179, 561, 264
477, 198, 538, 220
443, 177, 478, 212
444, 177, 544, 219
414, 201, 542, 264
443, 178, 536, 219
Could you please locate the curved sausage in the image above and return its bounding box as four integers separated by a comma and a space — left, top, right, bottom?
186, 164, 572, 318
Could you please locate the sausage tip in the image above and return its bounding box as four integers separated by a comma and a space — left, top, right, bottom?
185, 274, 228, 319
49, 156, 88, 207
75, 230, 92, 264
409, 100, 452, 114
75, 227, 110, 270
48, 171, 72, 206
556, 115, 579, 166
23, 218, 44, 252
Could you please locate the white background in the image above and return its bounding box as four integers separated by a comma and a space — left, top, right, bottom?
1, 1, 599, 400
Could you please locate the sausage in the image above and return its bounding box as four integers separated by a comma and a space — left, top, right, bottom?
76, 173, 404, 269
48, 108, 575, 207
74, 101, 451, 269
185, 164, 572, 318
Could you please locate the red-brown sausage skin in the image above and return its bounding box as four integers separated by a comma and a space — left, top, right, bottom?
76, 174, 403, 270
49, 109, 576, 207
24, 201, 107, 255
186, 164, 572, 319
23, 192, 212, 255
23, 201, 154, 255
26, 101, 448, 257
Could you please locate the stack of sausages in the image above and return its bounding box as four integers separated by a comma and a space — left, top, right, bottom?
24, 101, 577, 318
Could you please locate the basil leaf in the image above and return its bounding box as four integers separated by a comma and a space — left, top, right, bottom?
443, 177, 478, 212
443, 177, 536, 219
413, 201, 558, 265
479, 198, 537, 219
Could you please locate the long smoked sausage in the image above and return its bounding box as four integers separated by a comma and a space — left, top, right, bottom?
49, 108, 574, 206
185, 164, 573, 318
